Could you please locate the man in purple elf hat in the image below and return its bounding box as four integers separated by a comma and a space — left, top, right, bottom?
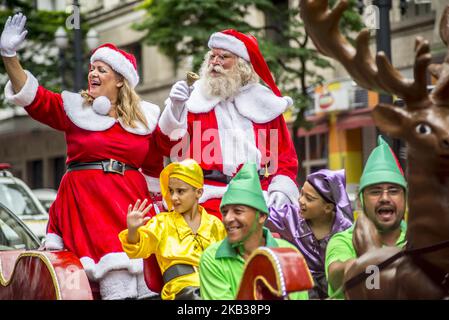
265, 169, 353, 299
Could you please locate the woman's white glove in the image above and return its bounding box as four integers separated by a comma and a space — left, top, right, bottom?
0, 13, 28, 57
267, 191, 291, 210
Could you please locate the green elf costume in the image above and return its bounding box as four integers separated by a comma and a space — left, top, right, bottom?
325, 136, 408, 299
199, 163, 309, 300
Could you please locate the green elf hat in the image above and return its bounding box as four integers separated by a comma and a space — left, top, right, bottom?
359, 135, 407, 196
220, 163, 269, 215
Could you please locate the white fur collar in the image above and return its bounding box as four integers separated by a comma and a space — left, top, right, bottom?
185, 80, 290, 123
61, 91, 160, 135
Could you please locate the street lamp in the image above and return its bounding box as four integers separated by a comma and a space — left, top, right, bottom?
358, 0, 408, 170
54, 25, 99, 91
54, 26, 68, 89
72, 0, 83, 92
86, 28, 99, 51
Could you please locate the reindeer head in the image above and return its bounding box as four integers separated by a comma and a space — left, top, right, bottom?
300, 1, 449, 165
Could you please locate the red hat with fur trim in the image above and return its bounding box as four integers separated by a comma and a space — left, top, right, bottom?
208, 29, 283, 97
90, 43, 139, 88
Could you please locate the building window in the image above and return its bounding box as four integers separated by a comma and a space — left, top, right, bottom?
297, 133, 328, 186
51, 156, 66, 189
264, 0, 289, 46
27, 159, 43, 189
120, 43, 143, 84
402, 1, 432, 19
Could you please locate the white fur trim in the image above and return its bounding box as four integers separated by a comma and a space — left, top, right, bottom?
92, 96, 111, 115
118, 100, 160, 135
208, 32, 250, 61
199, 184, 228, 203
62, 91, 160, 135
200, 184, 269, 204
137, 273, 157, 299
214, 101, 261, 175
44, 233, 64, 250
4, 70, 39, 107
186, 82, 289, 123
99, 269, 137, 300
284, 96, 293, 107
98, 270, 157, 300
158, 99, 188, 140
91, 47, 139, 88
79, 252, 143, 281
144, 175, 161, 193
268, 175, 299, 207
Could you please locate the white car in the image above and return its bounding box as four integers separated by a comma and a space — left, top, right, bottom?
0, 164, 48, 242
33, 188, 57, 212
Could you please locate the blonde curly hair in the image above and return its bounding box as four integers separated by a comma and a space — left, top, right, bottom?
81, 76, 148, 130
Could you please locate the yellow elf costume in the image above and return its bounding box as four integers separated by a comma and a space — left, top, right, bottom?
119, 159, 226, 300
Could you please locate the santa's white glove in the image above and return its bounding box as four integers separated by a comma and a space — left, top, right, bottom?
267, 191, 291, 210
0, 13, 28, 57
169, 80, 190, 118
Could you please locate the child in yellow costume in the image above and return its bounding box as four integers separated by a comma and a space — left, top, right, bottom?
119, 159, 226, 300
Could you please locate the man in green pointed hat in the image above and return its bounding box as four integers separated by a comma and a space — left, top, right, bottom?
325, 136, 408, 299
199, 162, 309, 300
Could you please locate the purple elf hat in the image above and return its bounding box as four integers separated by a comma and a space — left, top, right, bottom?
306, 169, 353, 221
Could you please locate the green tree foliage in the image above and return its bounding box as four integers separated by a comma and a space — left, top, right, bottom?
0, 1, 89, 106
134, 0, 363, 129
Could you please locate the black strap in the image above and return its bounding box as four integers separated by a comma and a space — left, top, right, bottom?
344, 239, 449, 292
174, 286, 201, 300
67, 160, 137, 174
203, 168, 268, 184
162, 264, 196, 284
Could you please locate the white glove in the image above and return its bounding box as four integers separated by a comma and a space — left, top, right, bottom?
169, 80, 190, 111
267, 191, 291, 210
0, 13, 28, 57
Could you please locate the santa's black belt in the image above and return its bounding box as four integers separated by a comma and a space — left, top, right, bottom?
163, 264, 197, 284
67, 159, 137, 175
203, 168, 268, 184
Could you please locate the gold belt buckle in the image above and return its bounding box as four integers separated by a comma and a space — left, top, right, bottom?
108, 159, 125, 175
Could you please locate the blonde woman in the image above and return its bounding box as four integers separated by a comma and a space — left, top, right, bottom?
1, 13, 163, 299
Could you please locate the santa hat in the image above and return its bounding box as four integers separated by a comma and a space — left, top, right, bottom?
90, 43, 139, 88
208, 29, 282, 97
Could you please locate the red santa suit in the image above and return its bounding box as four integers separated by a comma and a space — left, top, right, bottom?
156, 29, 299, 218
157, 79, 299, 218
4, 70, 163, 299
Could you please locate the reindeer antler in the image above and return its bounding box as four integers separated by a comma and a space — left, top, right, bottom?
300, 0, 431, 110
429, 6, 449, 106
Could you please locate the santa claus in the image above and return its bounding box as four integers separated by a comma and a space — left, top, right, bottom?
156, 29, 299, 218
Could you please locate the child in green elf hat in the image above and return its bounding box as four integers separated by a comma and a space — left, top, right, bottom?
199, 162, 309, 300
325, 136, 408, 299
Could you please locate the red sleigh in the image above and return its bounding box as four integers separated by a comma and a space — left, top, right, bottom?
142, 246, 314, 300
2, 245, 312, 300
236, 247, 314, 300
0, 250, 93, 300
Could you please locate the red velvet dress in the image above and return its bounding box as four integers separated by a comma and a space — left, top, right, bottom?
7, 73, 163, 298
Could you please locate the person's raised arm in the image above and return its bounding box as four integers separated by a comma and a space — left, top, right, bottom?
1, 13, 28, 93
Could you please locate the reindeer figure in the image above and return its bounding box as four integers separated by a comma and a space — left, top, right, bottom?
300, 0, 449, 299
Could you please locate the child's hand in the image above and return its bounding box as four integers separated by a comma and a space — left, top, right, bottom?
127, 199, 152, 236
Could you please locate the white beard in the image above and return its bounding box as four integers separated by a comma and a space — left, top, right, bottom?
199, 63, 242, 100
